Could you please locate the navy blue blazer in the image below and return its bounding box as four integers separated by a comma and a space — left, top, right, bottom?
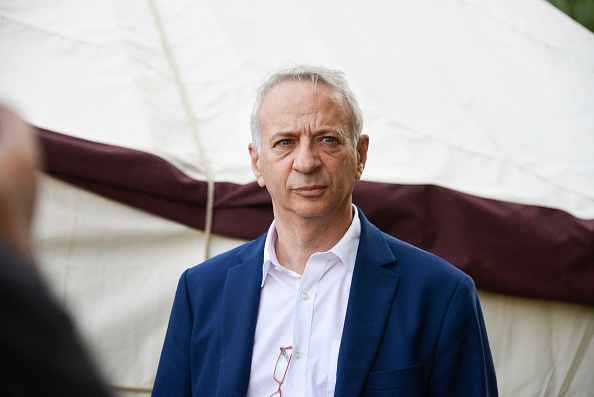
153, 210, 497, 396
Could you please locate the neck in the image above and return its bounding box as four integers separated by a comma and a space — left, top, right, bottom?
273, 204, 353, 275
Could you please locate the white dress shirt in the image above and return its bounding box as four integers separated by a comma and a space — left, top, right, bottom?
247, 206, 361, 397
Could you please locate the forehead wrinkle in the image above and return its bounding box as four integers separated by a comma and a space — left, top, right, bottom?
272, 114, 346, 136
265, 80, 347, 115
259, 80, 350, 140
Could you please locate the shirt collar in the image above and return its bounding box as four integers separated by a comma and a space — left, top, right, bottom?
261, 205, 361, 287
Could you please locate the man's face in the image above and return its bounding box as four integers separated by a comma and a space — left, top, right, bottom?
250, 81, 368, 221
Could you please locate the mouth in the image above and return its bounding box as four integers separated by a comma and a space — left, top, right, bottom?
293, 185, 327, 197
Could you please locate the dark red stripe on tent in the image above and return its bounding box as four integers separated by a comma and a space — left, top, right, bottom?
37, 128, 274, 238
37, 128, 594, 305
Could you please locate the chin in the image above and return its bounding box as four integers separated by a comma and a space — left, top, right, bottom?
291, 201, 340, 219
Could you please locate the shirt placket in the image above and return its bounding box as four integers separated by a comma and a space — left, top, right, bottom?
286, 255, 327, 396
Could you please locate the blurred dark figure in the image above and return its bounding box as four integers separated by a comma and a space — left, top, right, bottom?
0, 105, 111, 396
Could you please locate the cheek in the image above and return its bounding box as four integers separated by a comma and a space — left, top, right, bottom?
339, 154, 358, 178
257, 161, 287, 190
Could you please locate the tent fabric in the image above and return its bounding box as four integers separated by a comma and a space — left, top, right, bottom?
39, 127, 594, 305
1, 0, 594, 395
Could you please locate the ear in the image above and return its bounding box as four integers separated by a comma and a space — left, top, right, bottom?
355, 134, 369, 180
248, 143, 266, 187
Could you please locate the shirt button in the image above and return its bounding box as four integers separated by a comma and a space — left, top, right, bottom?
295, 351, 302, 360
301, 291, 310, 301
274, 266, 282, 272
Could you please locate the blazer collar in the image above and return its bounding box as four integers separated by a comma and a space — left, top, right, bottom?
334, 209, 400, 396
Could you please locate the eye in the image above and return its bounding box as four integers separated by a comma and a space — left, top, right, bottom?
321, 136, 338, 144
276, 139, 293, 147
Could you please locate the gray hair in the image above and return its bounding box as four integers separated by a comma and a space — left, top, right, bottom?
250, 65, 363, 154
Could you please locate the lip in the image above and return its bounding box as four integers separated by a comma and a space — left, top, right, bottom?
293, 185, 327, 197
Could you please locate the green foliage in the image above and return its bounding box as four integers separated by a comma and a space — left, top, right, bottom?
548, 0, 594, 32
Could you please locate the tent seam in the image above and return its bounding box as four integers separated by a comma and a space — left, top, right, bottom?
148, 0, 215, 261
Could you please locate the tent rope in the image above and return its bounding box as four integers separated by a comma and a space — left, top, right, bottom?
148, 0, 215, 261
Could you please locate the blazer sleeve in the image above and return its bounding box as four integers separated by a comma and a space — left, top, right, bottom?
430, 275, 498, 396
152, 270, 193, 397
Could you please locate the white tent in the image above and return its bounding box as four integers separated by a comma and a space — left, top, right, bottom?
1, 0, 593, 395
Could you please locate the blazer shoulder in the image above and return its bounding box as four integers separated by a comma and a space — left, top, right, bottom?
184, 233, 266, 282
358, 208, 467, 284
381, 230, 468, 283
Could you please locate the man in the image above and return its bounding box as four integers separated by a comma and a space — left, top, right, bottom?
153, 65, 497, 396
0, 105, 112, 396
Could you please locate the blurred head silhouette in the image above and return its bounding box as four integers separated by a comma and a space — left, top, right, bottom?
0, 105, 42, 262
0, 104, 112, 396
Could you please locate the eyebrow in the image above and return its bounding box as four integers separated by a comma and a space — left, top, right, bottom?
269, 128, 345, 142
268, 131, 298, 143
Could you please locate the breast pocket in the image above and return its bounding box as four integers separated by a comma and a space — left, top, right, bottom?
362, 363, 422, 397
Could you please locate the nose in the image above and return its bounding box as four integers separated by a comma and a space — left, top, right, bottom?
293, 141, 321, 174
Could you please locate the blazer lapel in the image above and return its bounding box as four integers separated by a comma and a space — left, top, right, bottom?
334, 211, 400, 396
216, 236, 265, 396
